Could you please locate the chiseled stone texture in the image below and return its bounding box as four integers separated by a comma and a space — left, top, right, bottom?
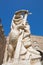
31, 35, 43, 51
0, 10, 43, 65
5, 35, 43, 50
0, 27, 6, 65
0, 35, 42, 65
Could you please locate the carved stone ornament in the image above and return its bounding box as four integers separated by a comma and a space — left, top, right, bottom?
2, 10, 41, 65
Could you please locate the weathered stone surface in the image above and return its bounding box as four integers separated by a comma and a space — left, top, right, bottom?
0, 10, 43, 65
31, 35, 43, 51
0, 23, 6, 65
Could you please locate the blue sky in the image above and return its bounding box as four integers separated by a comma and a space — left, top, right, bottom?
0, 0, 43, 36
